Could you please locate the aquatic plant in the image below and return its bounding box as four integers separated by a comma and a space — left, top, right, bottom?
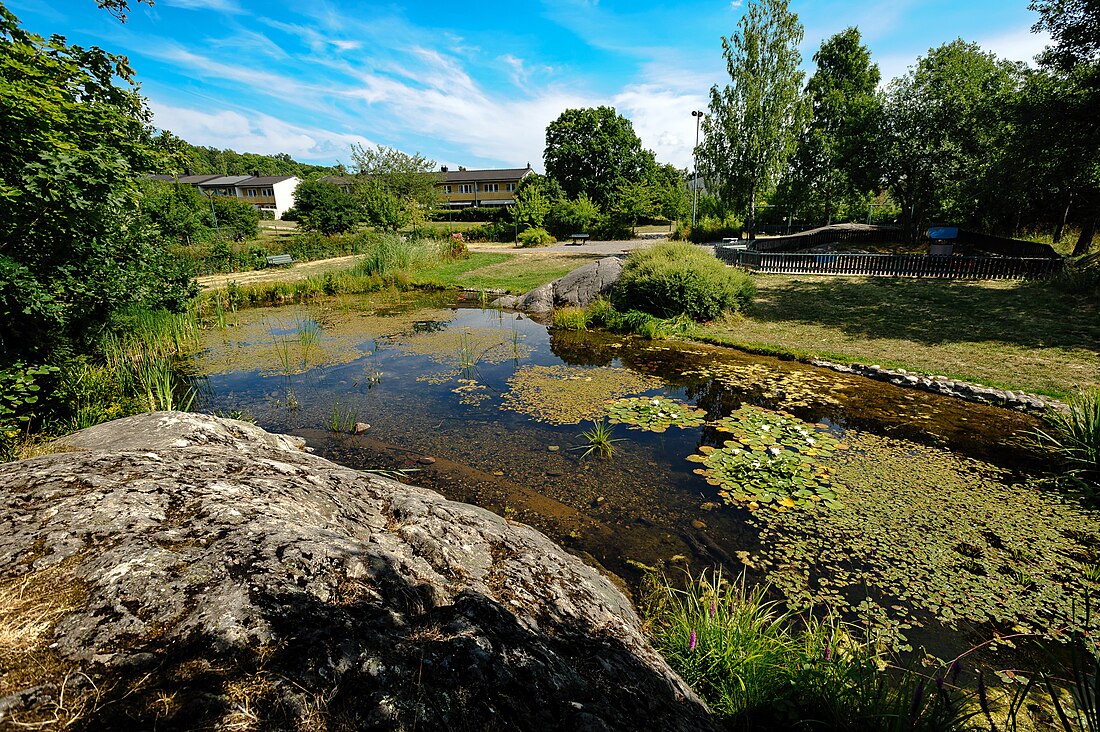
748, 430, 1100, 645
499, 364, 663, 425
643, 570, 978, 729
452, 379, 492, 406
575, 419, 624, 460
328, 400, 360, 433
679, 360, 850, 408
605, 396, 707, 432
1033, 388, 1100, 494
400, 326, 533, 384
687, 406, 845, 511
551, 307, 590, 331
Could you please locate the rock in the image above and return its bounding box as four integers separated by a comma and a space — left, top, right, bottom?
547, 445, 560, 452
691, 520, 707, 530
0, 412, 716, 731
504, 257, 625, 313
418, 455, 436, 464
491, 294, 520, 309
353, 422, 370, 435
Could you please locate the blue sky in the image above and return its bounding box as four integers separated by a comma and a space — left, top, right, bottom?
15, 0, 1050, 172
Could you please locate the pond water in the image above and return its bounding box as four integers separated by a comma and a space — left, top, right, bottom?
190, 291, 1099, 660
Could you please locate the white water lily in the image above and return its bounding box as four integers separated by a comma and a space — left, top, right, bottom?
651, 399, 660, 405
768, 446, 781, 456
752, 461, 761, 469
806, 437, 816, 446
761, 425, 771, 432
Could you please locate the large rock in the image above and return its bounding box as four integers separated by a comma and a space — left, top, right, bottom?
495, 257, 624, 313
0, 412, 716, 731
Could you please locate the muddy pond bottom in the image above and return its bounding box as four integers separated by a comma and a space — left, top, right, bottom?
191, 292, 1100, 661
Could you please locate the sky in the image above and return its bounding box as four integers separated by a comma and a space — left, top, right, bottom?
13, 0, 1051, 172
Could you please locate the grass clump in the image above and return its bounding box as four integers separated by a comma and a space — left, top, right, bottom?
612, 242, 755, 321
644, 571, 980, 731
1034, 388, 1100, 494
575, 419, 623, 459
551, 306, 590, 331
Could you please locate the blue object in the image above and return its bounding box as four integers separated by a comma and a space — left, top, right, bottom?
928, 227, 959, 240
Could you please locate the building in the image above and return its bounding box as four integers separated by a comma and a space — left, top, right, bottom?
148, 174, 300, 219
437, 166, 534, 208
320, 165, 535, 208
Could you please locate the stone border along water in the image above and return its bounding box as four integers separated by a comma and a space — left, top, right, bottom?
809, 359, 1067, 414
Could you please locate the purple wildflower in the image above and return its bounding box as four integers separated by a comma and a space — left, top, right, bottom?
689, 628, 697, 651
824, 644, 832, 662
909, 679, 926, 720
949, 660, 962, 684
709, 601, 717, 618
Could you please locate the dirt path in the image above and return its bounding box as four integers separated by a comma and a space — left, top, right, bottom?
194, 238, 668, 291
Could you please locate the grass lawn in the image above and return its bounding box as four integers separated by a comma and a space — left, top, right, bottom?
412, 252, 601, 293
697, 274, 1100, 398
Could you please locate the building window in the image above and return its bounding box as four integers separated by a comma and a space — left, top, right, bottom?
459, 184, 475, 194
506, 183, 517, 192
262, 188, 274, 196
441, 185, 452, 194
483, 183, 499, 193
246, 189, 258, 197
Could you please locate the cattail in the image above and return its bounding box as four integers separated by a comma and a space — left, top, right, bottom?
909, 679, 926, 721
949, 660, 962, 684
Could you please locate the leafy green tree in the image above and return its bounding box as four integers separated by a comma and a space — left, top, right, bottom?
610, 179, 659, 236
512, 173, 561, 230
879, 40, 1020, 239
350, 144, 440, 231
543, 106, 657, 208
209, 196, 260, 241
1031, 0, 1100, 69
294, 178, 361, 236
782, 27, 881, 225
699, 0, 809, 238
548, 195, 601, 236
139, 178, 211, 245
0, 4, 194, 361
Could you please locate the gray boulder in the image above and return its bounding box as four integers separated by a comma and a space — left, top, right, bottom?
0, 412, 716, 731
495, 257, 624, 313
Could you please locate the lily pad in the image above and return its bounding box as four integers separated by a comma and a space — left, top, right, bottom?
606, 396, 707, 432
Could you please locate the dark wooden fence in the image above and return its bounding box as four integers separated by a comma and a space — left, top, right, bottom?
716, 248, 1064, 280
746, 225, 900, 253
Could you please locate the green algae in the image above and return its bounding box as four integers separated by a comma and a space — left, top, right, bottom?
499, 365, 664, 425
680, 361, 849, 408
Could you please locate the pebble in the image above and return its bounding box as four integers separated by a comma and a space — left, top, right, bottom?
353, 422, 370, 435
547, 445, 560, 452
493, 470, 504, 476
691, 519, 707, 530
418, 456, 436, 465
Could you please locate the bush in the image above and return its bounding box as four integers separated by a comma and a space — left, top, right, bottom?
612, 242, 755, 321
517, 227, 555, 248
464, 221, 514, 242
676, 214, 744, 243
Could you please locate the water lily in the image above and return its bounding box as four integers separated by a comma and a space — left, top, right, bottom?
768, 447, 781, 456
761, 425, 771, 432
806, 437, 816, 446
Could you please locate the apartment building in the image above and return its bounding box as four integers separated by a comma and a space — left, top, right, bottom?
148, 174, 299, 218
320, 165, 534, 208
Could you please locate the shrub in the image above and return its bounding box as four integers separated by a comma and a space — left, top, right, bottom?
517, 227, 555, 248
464, 221, 514, 242
612, 242, 755, 321
442, 232, 470, 260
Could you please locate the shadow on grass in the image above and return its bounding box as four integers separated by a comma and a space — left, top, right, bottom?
747, 276, 1100, 351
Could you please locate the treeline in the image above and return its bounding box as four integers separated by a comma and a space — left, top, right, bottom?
697, 0, 1100, 254
151, 130, 343, 179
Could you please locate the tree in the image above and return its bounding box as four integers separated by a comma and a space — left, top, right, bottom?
350, 144, 440, 231
1031, 0, 1100, 69
782, 27, 882, 225
512, 174, 561, 231
139, 178, 211, 245
543, 107, 657, 208
209, 196, 260, 241
698, 0, 808, 238
293, 178, 361, 236
879, 40, 1020, 239
0, 4, 194, 361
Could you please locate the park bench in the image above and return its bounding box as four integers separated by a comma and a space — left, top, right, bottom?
568, 233, 590, 245
265, 254, 294, 267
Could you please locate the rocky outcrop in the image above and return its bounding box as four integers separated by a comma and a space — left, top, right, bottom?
0, 412, 716, 731
495, 257, 624, 312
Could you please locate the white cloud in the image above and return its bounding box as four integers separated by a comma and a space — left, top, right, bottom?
978, 27, 1050, 65
147, 99, 374, 162
159, 0, 243, 13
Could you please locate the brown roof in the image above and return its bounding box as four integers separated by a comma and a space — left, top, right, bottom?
236, 176, 297, 186
442, 167, 532, 183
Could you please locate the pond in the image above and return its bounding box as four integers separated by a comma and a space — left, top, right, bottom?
190, 291, 1099, 661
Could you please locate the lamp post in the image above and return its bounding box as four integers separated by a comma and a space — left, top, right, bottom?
691, 110, 703, 228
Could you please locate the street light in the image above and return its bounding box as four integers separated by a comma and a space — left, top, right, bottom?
691, 110, 703, 228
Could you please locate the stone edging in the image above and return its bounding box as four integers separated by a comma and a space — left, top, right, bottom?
808, 359, 1066, 415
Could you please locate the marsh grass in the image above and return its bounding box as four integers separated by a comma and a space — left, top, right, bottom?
575, 419, 624, 460
643, 571, 982, 731
328, 400, 360, 433
551, 306, 589, 331
1033, 388, 1100, 494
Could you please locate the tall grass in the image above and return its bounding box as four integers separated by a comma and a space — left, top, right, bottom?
643, 571, 980, 731
351, 234, 447, 278
1034, 388, 1100, 494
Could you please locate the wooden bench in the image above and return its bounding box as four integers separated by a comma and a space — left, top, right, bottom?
568, 233, 590, 245
265, 254, 294, 267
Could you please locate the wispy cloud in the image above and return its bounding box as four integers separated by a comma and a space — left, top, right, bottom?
159, 0, 243, 13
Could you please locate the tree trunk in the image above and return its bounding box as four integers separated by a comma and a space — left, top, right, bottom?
747, 187, 757, 241
1053, 199, 1071, 244
1072, 216, 1097, 256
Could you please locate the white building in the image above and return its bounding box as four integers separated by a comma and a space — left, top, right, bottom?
149, 174, 300, 219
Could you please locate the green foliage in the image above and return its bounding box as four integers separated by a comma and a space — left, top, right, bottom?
512, 174, 560, 229
351, 144, 440, 231
644, 571, 980, 731
613, 242, 756, 321
1034, 388, 1100, 493
543, 106, 657, 208
294, 178, 361, 236
0, 362, 59, 458
1030, 0, 1100, 69
548, 195, 601, 236
550, 306, 589, 331
350, 234, 443, 279
575, 419, 623, 460
516, 227, 555, 247
700, 0, 808, 235
0, 5, 196, 362
209, 195, 260, 241
688, 406, 846, 511
149, 132, 340, 179
139, 178, 212, 245
606, 396, 706, 432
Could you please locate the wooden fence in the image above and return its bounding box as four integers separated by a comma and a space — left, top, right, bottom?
716, 248, 1064, 280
